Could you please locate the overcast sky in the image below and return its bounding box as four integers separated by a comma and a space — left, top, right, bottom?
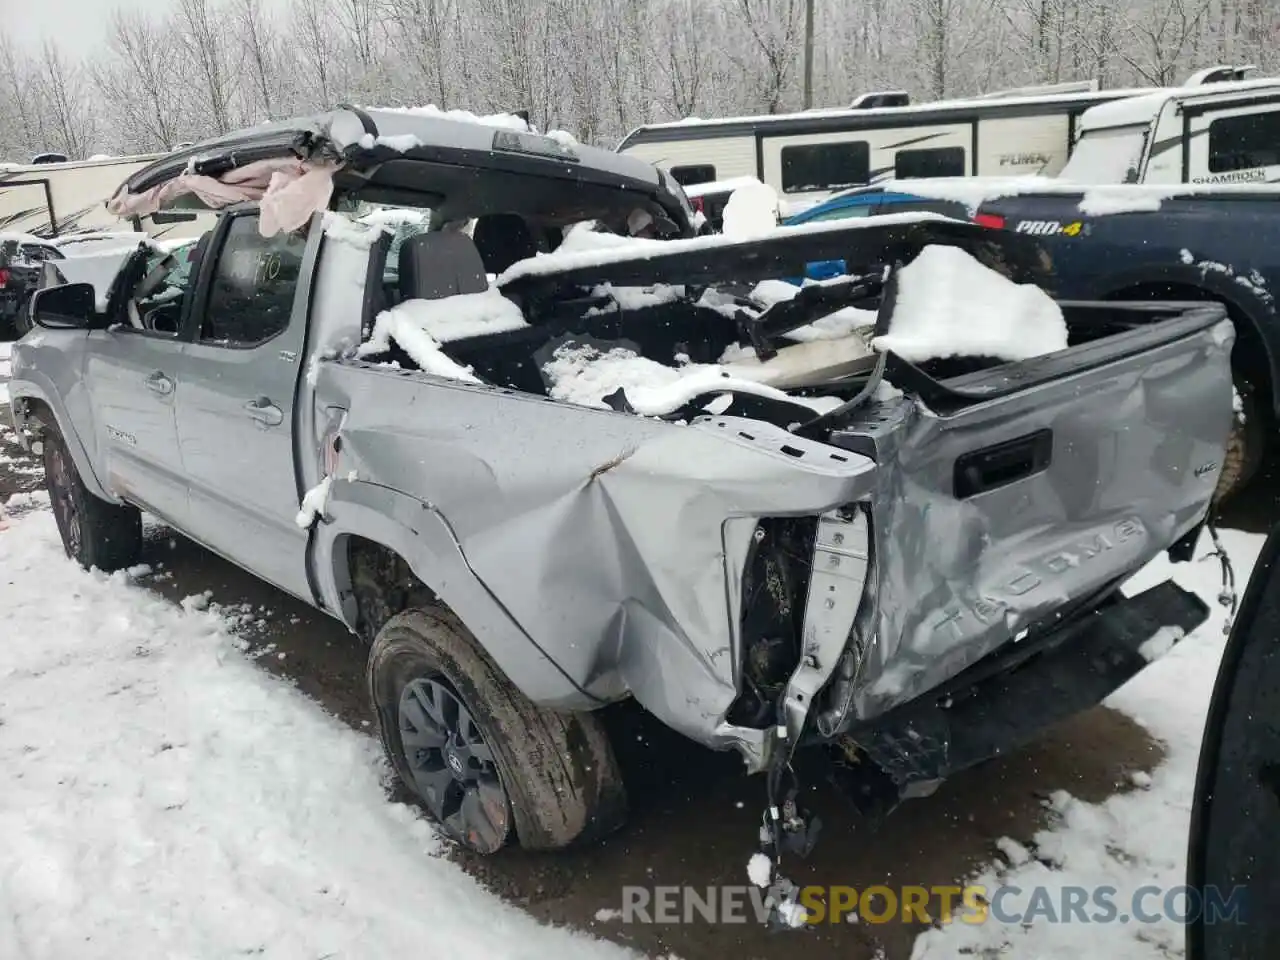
2, 0, 143, 58
3, 0, 282, 59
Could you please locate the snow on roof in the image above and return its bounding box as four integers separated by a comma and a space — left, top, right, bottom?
494, 209, 956, 286
362, 104, 531, 133
1079, 75, 1280, 131
681, 177, 763, 198
888, 175, 1280, 216
1077, 92, 1174, 130
626, 84, 1163, 134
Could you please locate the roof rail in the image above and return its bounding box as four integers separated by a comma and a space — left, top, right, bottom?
970, 78, 1100, 100
849, 90, 910, 109
1184, 64, 1257, 85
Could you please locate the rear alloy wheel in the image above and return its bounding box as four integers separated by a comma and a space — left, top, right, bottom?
368, 608, 626, 854
398, 675, 512, 853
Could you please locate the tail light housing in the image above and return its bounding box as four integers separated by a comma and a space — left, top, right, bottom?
0, 268, 8, 288
973, 212, 1006, 229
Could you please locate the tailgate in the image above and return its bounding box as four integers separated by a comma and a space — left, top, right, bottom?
834, 302, 1235, 720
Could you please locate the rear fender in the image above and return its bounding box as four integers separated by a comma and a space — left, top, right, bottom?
311, 480, 605, 711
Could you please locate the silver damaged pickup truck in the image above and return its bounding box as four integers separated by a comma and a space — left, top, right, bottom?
7, 109, 1235, 875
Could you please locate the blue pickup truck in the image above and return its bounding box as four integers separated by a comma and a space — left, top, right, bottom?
895, 183, 1280, 504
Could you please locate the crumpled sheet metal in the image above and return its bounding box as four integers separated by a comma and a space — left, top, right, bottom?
839, 321, 1234, 723
328, 364, 877, 745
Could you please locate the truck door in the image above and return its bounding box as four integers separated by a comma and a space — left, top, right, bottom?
172, 209, 315, 602
1187, 102, 1280, 185
81, 244, 198, 527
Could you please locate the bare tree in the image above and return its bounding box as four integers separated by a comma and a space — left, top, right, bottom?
730, 0, 805, 112
33, 41, 97, 158
381, 0, 456, 107
0, 33, 46, 159
232, 0, 279, 121
7, 0, 1280, 158
92, 11, 183, 151
175, 0, 238, 133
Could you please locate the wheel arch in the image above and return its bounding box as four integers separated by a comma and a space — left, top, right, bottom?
310, 483, 603, 711
1097, 264, 1279, 418
10, 386, 116, 502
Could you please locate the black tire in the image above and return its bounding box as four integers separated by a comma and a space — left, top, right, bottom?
42, 423, 142, 571
1213, 379, 1265, 505
368, 607, 626, 854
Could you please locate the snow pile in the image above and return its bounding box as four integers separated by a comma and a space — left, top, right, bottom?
586, 283, 683, 313
872, 244, 1068, 362
0, 503, 636, 960
383, 289, 527, 342
356, 289, 527, 382
720, 181, 781, 239
322, 210, 391, 248
358, 308, 480, 384
295, 474, 334, 528
541, 342, 842, 416
914, 530, 1263, 960
741, 279, 878, 341
0, 340, 11, 403
747, 853, 772, 887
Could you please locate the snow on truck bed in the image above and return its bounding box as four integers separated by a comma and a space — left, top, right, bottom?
342, 216, 1070, 410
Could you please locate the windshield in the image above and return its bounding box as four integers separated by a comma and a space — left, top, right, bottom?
1059, 125, 1148, 184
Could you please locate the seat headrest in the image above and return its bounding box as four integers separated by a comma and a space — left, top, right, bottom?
472, 213, 543, 275
398, 231, 489, 301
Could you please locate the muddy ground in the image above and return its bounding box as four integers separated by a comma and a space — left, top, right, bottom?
3, 378, 1277, 959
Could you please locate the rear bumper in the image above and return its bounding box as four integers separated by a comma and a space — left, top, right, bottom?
835, 579, 1208, 795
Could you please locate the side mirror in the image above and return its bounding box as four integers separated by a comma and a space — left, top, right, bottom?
31, 283, 96, 329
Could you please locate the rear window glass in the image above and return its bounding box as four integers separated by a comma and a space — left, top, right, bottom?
895, 146, 966, 179
1209, 111, 1280, 173
780, 142, 870, 194
669, 164, 717, 187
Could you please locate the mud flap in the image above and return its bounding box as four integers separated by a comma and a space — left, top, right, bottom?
837, 580, 1209, 806
1187, 525, 1280, 959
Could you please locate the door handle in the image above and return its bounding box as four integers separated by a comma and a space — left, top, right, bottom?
244, 397, 283, 426
144, 371, 174, 395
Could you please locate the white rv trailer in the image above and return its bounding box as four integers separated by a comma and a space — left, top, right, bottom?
617, 67, 1257, 206
0, 153, 213, 242
1057, 73, 1280, 186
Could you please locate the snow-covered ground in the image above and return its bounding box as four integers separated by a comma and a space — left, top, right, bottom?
1, 341, 12, 403
913, 527, 1262, 959
0, 498, 639, 960
0, 482, 1262, 959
